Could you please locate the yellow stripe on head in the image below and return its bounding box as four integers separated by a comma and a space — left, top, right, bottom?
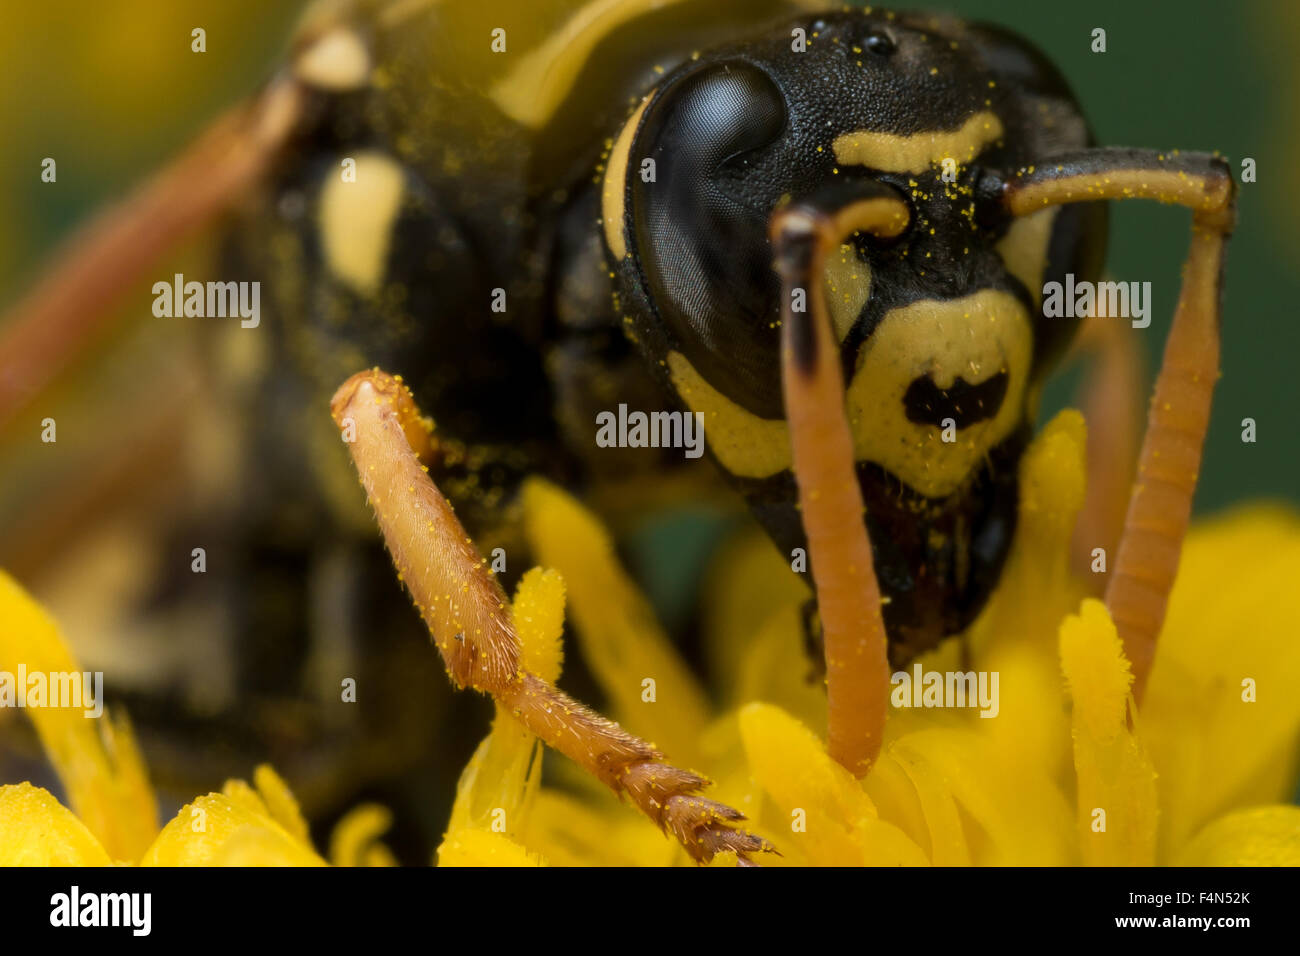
318, 152, 405, 296
832, 111, 1004, 174
601, 92, 653, 261
995, 207, 1058, 307
667, 350, 790, 479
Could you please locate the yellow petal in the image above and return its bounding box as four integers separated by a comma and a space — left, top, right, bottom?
252, 764, 311, 845
0, 571, 157, 860
965, 410, 1087, 781
738, 702, 928, 866
1141, 505, 1300, 856
522, 478, 709, 762
888, 746, 972, 865
701, 525, 813, 712
221, 778, 270, 819
739, 702, 872, 825
445, 712, 544, 838
1059, 599, 1157, 865
437, 827, 545, 866
0, 783, 112, 865
211, 827, 327, 866
329, 803, 398, 867
443, 567, 567, 840
731, 603, 828, 733
522, 789, 684, 867
1173, 805, 1300, 866
860, 750, 932, 857
139, 792, 327, 866
889, 728, 1075, 865
512, 566, 566, 684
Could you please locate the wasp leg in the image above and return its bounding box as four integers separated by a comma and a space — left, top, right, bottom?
0, 75, 303, 432
1001, 148, 1236, 702
769, 183, 909, 778
330, 369, 770, 864
1068, 315, 1144, 592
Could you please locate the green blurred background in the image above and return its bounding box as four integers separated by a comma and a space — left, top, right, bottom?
0, 0, 1295, 511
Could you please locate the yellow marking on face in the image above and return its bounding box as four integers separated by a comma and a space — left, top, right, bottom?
293, 27, 371, 91
491, 0, 691, 128
602, 92, 653, 261
832, 111, 1005, 173
318, 152, 405, 296
667, 351, 791, 479
995, 207, 1058, 306
844, 289, 1032, 498
823, 243, 872, 341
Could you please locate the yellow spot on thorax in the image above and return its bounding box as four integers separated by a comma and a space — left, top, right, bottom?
490, 0, 690, 128
318, 152, 405, 295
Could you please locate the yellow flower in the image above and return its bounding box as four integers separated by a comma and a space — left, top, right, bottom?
440, 411, 1300, 866
0, 571, 393, 866
436, 567, 563, 866
5, 408, 1297, 866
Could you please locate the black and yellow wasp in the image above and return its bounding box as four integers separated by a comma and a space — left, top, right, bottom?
0, 0, 1234, 861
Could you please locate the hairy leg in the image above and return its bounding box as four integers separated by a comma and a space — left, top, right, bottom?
330, 369, 770, 863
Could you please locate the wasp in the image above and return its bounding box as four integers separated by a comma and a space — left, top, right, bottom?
0, 0, 1235, 863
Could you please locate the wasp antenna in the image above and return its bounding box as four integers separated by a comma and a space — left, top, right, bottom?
1002, 148, 1236, 702
768, 185, 908, 778
1068, 316, 1143, 592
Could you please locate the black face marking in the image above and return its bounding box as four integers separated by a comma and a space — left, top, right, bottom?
902, 371, 1010, 429
732, 427, 1029, 667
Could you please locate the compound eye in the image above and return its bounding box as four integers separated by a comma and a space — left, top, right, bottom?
630, 61, 788, 418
